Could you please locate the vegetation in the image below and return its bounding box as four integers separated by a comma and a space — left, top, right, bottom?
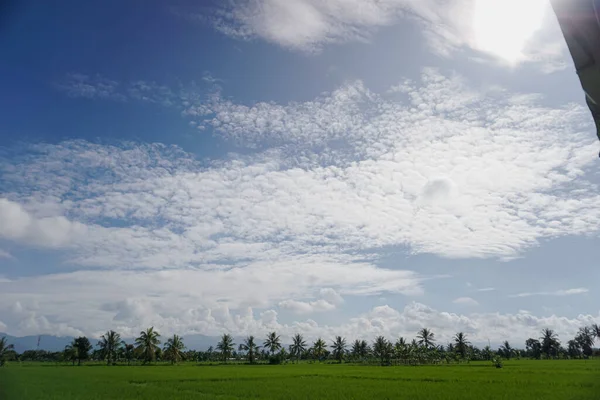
0, 337, 15, 366
97, 330, 121, 366
216, 334, 234, 362
289, 334, 306, 364
134, 327, 161, 364
1, 360, 599, 400
239, 335, 259, 364
162, 335, 185, 364
1, 325, 599, 399
330, 336, 346, 363
263, 332, 282, 356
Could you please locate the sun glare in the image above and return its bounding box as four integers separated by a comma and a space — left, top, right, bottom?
472, 0, 547, 63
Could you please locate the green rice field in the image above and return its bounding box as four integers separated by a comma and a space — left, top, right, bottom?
1, 360, 599, 400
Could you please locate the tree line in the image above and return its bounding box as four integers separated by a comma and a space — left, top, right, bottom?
1, 324, 598, 366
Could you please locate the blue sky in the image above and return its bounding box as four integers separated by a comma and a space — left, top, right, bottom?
1, 0, 599, 347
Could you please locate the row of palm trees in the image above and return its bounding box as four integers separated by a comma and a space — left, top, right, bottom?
61, 327, 184, 365
1, 324, 598, 366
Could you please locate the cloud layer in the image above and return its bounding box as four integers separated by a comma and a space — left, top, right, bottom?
200, 0, 568, 71
2, 68, 599, 341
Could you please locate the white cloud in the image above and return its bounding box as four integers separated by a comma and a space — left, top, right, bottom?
6, 69, 600, 266
1, 284, 597, 346
278, 299, 336, 315
510, 288, 589, 298
56, 73, 125, 100
453, 297, 479, 306
0, 198, 87, 249
4, 69, 600, 338
476, 287, 495, 292
203, 0, 568, 71
319, 288, 344, 306
278, 288, 344, 315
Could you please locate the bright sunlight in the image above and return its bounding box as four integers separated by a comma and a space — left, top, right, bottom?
472, 0, 547, 63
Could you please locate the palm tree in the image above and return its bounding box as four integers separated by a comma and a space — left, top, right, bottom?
593, 324, 600, 341
330, 336, 346, 363
0, 337, 14, 367
394, 337, 408, 359
312, 338, 326, 361
417, 328, 435, 349
454, 332, 470, 360
122, 342, 135, 365
163, 334, 185, 364
135, 327, 161, 364
351, 339, 362, 360
575, 327, 595, 357
290, 334, 306, 363
373, 336, 392, 366
525, 338, 542, 359
98, 330, 121, 365
216, 334, 235, 362
64, 340, 78, 366
567, 339, 581, 358
358, 340, 369, 359
540, 328, 560, 359
239, 336, 259, 364
263, 332, 281, 356
500, 340, 513, 359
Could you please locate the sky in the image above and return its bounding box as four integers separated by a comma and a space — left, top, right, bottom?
0, 0, 599, 348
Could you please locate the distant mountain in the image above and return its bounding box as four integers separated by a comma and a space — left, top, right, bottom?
0, 332, 242, 353
0, 333, 75, 353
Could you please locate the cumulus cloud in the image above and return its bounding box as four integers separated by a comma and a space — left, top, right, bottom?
0, 198, 87, 248
279, 299, 336, 315
198, 0, 568, 71
509, 288, 589, 298
278, 288, 344, 315
1, 285, 597, 347
453, 297, 479, 306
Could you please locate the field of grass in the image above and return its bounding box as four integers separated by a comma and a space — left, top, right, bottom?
1, 360, 599, 400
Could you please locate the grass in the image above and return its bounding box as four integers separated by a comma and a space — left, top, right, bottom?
1, 360, 599, 399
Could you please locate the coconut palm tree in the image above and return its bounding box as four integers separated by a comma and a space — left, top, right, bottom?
575, 327, 595, 357
525, 338, 542, 359
312, 338, 326, 361
454, 332, 470, 360
290, 334, 306, 363
239, 336, 259, 364
351, 339, 362, 360
540, 328, 560, 359
135, 327, 161, 364
373, 336, 392, 366
64, 340, 78, 366
330, 336, 346, 363
163, 334, 185, 364
359, 340, 369, 359
592, 324, 600, 341
500, 340, 513, 360
122, 342, 135, 365
417, 328, 435, 349
216, 334, 235, 362
0, 337, 14, 367
394, 337, 409, 359
263, 332, 281, 356
97, 330, 121, 365
567, 339, 581, 358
